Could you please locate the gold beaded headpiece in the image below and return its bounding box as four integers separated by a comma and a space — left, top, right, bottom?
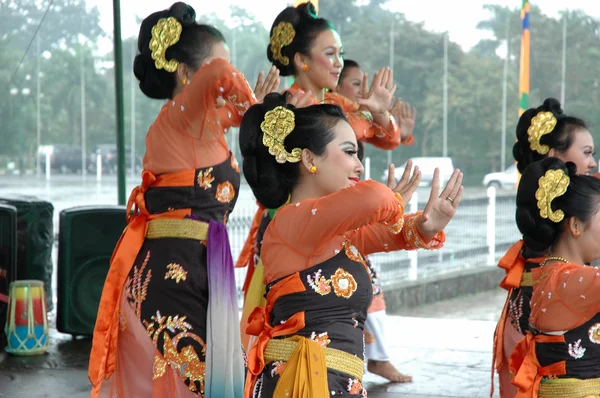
260, 106, 302, 164
149, 17, 182, 73
270, 22, 296, 66
528, 111, 557, 155
535, 168, 570, 223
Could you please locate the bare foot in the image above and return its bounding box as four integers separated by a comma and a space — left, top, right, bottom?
367, 359, 413, 383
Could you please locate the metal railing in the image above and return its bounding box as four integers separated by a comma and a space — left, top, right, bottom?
228, 187, 518, 297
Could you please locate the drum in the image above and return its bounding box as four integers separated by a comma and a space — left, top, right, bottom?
4, 280, 49, 355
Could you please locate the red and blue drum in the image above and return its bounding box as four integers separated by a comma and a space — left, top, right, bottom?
4, 280, 49, 355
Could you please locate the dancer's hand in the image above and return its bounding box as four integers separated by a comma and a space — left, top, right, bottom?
254, 66, 280, 102
416, 169, 463, 238
357, 67, 396, 115
287, 89, 313, 108
388, 160, 420, 208
390, 98, 417, 139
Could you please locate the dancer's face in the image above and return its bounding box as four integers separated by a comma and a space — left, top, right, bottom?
299, 29, 344, 91
551, 128, 597, 175
308, 119, 364, 195
337, 67, 364, 102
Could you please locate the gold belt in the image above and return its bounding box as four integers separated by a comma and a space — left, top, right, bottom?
521, 271, 533, 287
146, 218, 208, 241
264, 338, 364, 381
539, 377, 600, 398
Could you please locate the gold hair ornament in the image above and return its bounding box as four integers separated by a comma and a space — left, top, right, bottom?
535, 169, 570, 223
270, 22, 296, 66
149, 17, 182, 73
527, 111, 557, 155
261, 106, 302, 164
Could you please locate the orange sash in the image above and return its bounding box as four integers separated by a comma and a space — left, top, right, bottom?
509, 333, 566, 398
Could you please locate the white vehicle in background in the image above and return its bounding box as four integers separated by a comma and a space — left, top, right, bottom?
381, 157, 454, 187
482, 164, 519, 189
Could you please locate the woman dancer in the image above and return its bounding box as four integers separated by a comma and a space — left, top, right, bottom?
492, 98, 596, 397
509, 157, 600, 397
88, 3, 279, 397
236, 1, 413, 352
240, 92, 462, 396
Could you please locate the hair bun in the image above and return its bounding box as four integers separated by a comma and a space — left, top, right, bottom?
169, 2, 196, 25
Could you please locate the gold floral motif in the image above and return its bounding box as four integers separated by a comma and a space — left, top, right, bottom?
536, 169, 570, 223
528, 111, 557, 155
165, 263, 188, 283
197, 167, 215, 190
271, 360, 287, 377
261, 106, 302, 164
331, 268, 358, 299
126, 250, 152, 318
147, 310, 206, 395
589, 323, 600, 344
307, 269, 331, 296
149, 17, 182, 73
310, 331, 331, 347
155, 334, 206, 393
269, 22, 295, 66
216, 181, 236, 203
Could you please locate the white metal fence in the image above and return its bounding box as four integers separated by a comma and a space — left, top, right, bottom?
228, 186, 518, 300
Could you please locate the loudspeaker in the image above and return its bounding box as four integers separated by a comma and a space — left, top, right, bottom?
0, 204, 17, 350
0, 195, 54, 310
57, 205, 127, 336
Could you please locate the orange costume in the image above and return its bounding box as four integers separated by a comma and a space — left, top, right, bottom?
509, 261, 600, 397
244, 180, 444, 396
236, 82, 414, 351
88, 58, 256, 397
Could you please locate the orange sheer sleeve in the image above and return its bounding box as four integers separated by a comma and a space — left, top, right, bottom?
326, 92, 402, 150
143, 59, 256, 173
346, 212, 445, 255
284, 84, 402, 150
265, 180, 403, 258
531, 263, 600, 332
167, 58, 256, 140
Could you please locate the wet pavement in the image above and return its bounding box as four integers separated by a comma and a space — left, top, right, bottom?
0, 289, 506, 397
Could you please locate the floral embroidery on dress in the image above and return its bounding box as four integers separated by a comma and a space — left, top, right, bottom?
270, 360, 287, 377
310, 331, 331, 347
343, 241, 371, 277
331, 268, 358, 299
165, 263, 188, 283
147, 310, 206, 395
226, 94, 251, 116
307, 268, 357, 299
589, 323, 600, 344
197, 167, 215, 190
348, 378, 364, 394
216, 181, 236, 203
568, 339, 586, 359
126, 250, 152, 318
307, 269, 332, 296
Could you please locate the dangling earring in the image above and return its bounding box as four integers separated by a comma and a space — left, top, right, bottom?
309, 165, 317, 175
303, 64, 309, 71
